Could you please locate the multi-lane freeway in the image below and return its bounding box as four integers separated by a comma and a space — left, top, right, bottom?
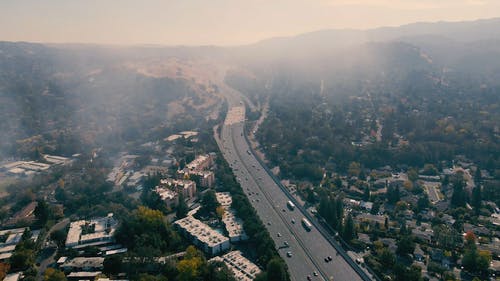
215, 84, 372, 281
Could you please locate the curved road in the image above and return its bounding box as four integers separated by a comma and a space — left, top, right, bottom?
216, 83, 371, 281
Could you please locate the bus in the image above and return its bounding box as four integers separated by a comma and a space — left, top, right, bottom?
286, 200, 295, 211
301, 218, 312, 231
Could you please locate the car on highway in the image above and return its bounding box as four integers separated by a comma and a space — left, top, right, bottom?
286, 251, 292, 257
291, 219, 296, 224
277, 232, 281, 237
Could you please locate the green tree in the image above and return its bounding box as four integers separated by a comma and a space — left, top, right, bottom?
34, 199, 50, 226
378, 248, 396, 269
203, 260, 236, 281
177, 246, 204, 281
342, 214, 356, 241
471, 186, 482, 213
396, 235, 415, 257
201, 190, 220, 215
103, 255, 123, 275
176, 194, 189, 219
266, 257, 289, 281
407, 168, 419, 182
451, 177, 466, 208
417, 194, 430, 212
44, 268, 67, 281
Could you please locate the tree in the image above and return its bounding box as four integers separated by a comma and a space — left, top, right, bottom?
342, 214, 356, 241
266, 257, 289, 281
462, 246, 479, 272
44, 268, 67, 281
176, 194, 189, 219
50, 229, 67, 248
471, 186, 481, 213
474, 168, 482, 184
203, 260, 236, 281
417, 194, 430, 212
201, 190, 219, 215
34, 199, 50, 226
103, 255, 123, 275
396, 235, 415, 257
434, 225, 462, 250
450, 177, 466, 208
115, 206, 181, 255
216, 206, 225, 220
177, 246, 204, 281
363, 186, 371, 201
394, 263, 422, 281
378, 248, 396, 269
387, 185, 400, 205
9, 250, 34, 272
407, 168, 418, 182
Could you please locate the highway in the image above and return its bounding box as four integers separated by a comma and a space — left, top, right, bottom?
215, 84, 371, 281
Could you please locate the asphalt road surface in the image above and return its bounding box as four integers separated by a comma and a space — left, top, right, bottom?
216, 87, 371, 281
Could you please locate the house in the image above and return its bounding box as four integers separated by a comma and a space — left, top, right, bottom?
414, 244, 425, 262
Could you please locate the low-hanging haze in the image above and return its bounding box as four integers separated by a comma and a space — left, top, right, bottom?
1, 0, 500, 46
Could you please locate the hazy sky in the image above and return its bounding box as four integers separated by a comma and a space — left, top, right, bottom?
1, 0, 499, 46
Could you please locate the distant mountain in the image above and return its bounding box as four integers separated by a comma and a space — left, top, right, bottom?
232, 17, 500, 84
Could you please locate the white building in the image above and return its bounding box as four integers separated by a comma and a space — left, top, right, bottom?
65, 213, 117, 249
186, 154, 214, 171
154, 186, 179, 209
210, 251, 261, 281
216, 192, 248, 242
159, 178, 197, 199
174, 216, 230, 255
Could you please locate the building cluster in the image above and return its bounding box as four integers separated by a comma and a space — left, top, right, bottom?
107, 153, 173, 190
0, 154, 72, 177
210, 251, 261, 281
177, 153, 216, 188
152, 153, 217, 210
216, 192, 248, 242
155, 178, 197, 209
0, 227, 39, 262
56, 214, 127, 279
328, 154, 500, 280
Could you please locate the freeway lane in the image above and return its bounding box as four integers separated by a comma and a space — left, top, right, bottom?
218, 116, 322, 280
216, 82, 370, 281
228, 121, 368, 281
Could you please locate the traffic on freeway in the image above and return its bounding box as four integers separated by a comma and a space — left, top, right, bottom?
216, 89, 372, 281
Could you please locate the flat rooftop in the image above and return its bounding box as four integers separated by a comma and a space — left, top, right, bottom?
174, 216, 229, 247
211, 251, 261, 281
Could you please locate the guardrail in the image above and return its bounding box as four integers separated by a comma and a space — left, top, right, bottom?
242, 124, 378, 281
